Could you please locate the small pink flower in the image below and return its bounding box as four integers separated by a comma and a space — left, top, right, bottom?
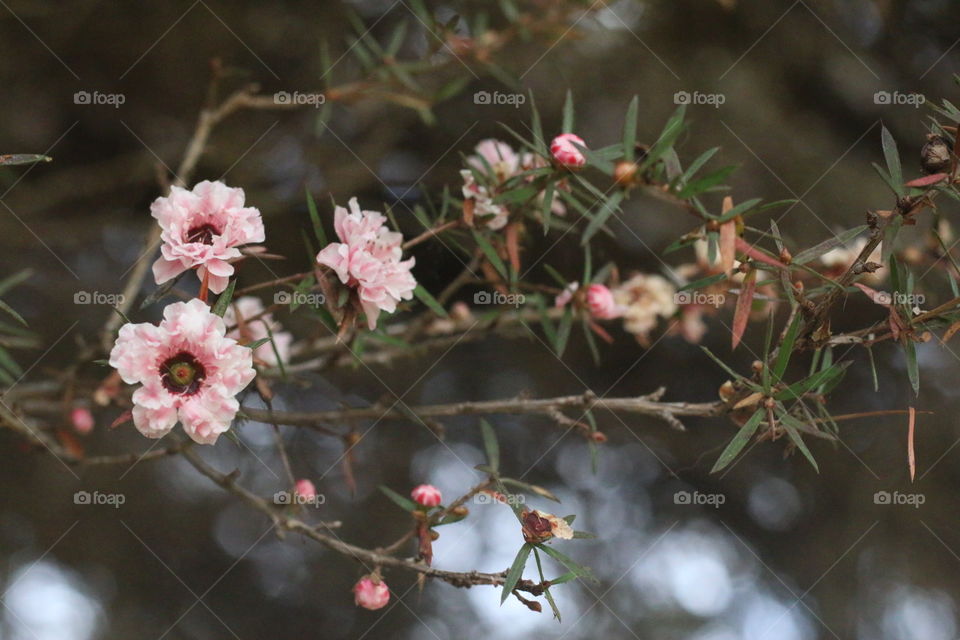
151, 180, 265, 294
410, 484, 442, 508
550, 133, 587, 168
294, 478, 317, 501
316, 198, 417, 330
108, 299, 256, 445
222, 296, 292, 367
555, 281, 579, 308
71, 407, 94, 435
353, 576, 390, 610
586, 284, 620, 319
467, 139, 520, 181
461, 170, 509, 230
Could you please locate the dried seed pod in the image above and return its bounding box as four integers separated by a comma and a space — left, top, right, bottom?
921, 134, 951, 175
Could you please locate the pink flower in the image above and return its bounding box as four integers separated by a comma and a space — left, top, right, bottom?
222, 296, 292, 367
410, 484, 442, 507
294, 478, 317, 501
461, 170, 509, 230
71, 407, 94, 435
316, 198, 417, 329
151, 180, 265, 294
353, 576, 390, 610
467, 139, 519, 181
555, 281, 579, 308
586, 284, 621, 319
550, 133, 587, 168
108, 299, 256, 445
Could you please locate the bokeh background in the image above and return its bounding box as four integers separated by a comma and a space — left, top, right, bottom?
3, 0, 960, 638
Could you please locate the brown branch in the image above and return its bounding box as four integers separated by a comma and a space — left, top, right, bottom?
241, 389, 724, 432
178, 445, 545, 592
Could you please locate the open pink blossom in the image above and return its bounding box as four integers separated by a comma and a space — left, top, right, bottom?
550, 133, 587, 168
222, 296, 292, 367
467, 139, 520, 181
411, 484, 442, 507
316, 198, 417, 329
586, 284, 621, 319
109, 299, 256, 445
461, 169, 510, 230
353, 576, 390, 610
151, 180, 265, 294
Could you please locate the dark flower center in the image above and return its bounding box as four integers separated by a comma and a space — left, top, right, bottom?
521, 510, 553, 542
185, 223, 220, 245
160, 351, 206, 395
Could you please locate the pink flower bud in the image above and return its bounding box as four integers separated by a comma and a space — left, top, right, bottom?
410, 484, 442, 508
294, 478, 317, 501
586, 284, 620, 319
71, 407, 95, 435
353, 576, 390, 610
550, 133, 587, 168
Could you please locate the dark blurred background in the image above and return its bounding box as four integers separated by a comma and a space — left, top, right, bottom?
4, 0, 960, 638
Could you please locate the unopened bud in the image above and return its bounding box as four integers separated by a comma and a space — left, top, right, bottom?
613, 161, 639, 187
779, 246, 792, 265
294, 478, 317, 501
590, 431, 608, 443
430, 529, 440, 541
451, 505, 469, 517
751, 360, 764, 374
71, 407, 94, 435
718, 380, 736, 402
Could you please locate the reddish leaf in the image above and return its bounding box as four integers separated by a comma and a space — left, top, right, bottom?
905, 173, 948, 188
731, 268, 757, 350
852, 282, 888, 306
56, 428, 84, 459
505, 223, 521, 273
719, 200, 737, 275
110, 410, 133, 430
735, 237, 785, 270
587, 319, 614, 344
